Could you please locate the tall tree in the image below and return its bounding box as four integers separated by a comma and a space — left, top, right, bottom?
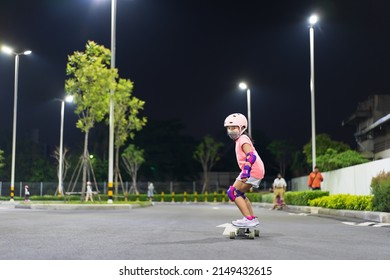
193, 135, 223, 193
65, 41, 117, 199
4, 138, 56, 182
133, 119, 198, 182
267, 140, 295, 176
0, 149, 4, 169
303, 133, 368, 171
303, 133, 349, 168
121, 144, 145, 194
317, 148, 369, 171
112, 78, 147, 195
52, 146, 71, 195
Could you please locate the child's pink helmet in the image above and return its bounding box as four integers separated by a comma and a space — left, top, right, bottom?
224, 113, 248, 134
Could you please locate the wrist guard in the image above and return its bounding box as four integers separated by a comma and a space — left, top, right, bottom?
240, 165, 251, 179
246, 152, 256, 165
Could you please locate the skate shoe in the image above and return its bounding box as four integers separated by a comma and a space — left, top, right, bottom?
252, 217, 260, 225
232, 217, 257, 227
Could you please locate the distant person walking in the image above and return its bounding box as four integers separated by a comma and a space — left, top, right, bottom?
308, 166, 324, 190
147, 182, 155, 202
85, 181, 94, 202
24, 185, 30, 202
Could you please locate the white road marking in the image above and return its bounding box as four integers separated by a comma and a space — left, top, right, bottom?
216, 223, 237, 236
288, 213, 309, 216
372, 223, 390, 227
287, 214, 390, 227
342, 221, 390, 227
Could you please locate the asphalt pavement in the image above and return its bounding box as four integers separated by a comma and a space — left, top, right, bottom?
1, 201, 390, 260
2, 200, 390, 223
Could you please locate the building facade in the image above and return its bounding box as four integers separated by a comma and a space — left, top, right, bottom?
343, 95, 390, 160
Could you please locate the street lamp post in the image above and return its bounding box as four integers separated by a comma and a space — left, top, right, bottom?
107, 0, 117, 203
58, 95, 74, 197
309, 14, 318, 170
1, 46, 31, 202
238, 82, 252, 138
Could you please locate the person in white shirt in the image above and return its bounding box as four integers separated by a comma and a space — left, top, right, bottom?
24, 185, 30, 202
85, 181, 93, 202
147, 182, 155, 202
272, 173, 287, 210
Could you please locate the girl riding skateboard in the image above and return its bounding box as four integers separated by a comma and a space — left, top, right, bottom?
224, 113, 265, 227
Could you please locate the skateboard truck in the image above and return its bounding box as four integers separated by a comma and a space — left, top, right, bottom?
229, 225, 260, 239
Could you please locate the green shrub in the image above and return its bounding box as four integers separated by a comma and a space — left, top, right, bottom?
284, 191, 329, 206
247, 192, 263, 202
344, 195, 373, 211
309, 194, 373, 211
261, 191, 329, 206
371, 171, 390, 212
261, 193, 274, 204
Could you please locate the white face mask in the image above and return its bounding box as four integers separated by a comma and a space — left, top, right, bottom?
227, 129, 240, 140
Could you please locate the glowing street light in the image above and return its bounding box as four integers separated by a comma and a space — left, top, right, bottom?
238, 82, 252, 137
58, 95, 74, 197
1, 45, 32, 201
309, 14, 318, 170
106, 0, 117, 203
309, 14, 318, 25
94, 0, 117, 202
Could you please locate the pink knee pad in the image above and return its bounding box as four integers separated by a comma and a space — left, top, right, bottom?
227, 186, 246, 201
227, 186, 236, 201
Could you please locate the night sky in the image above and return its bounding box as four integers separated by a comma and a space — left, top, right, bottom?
0, 0, 389, 151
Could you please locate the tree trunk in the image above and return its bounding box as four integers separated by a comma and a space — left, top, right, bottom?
132, 162, 138, 194
114, 146, 120, 196
81, 131, 89, 201
201, 167, 209, 194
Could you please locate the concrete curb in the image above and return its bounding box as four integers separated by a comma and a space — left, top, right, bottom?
253, 203, 390, 223
291, 205, 390, 223
315, 207, 390, 223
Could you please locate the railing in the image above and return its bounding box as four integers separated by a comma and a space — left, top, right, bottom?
0, 179, 273, 198
374, 139, 390, 153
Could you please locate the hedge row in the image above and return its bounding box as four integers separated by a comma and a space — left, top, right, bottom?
111, 192, 263, 203
263, 191, 375, 212
308, 194, 373, 211
2, 188, 387, 213
0, 192, 262, 203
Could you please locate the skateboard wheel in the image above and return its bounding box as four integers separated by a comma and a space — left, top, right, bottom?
254, 229, 260, 237
229, 232, 236, 239
248, 231, 255, 239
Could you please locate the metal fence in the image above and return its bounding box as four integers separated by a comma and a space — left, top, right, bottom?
0, 181, 209, 197
0, 178, 273, 197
